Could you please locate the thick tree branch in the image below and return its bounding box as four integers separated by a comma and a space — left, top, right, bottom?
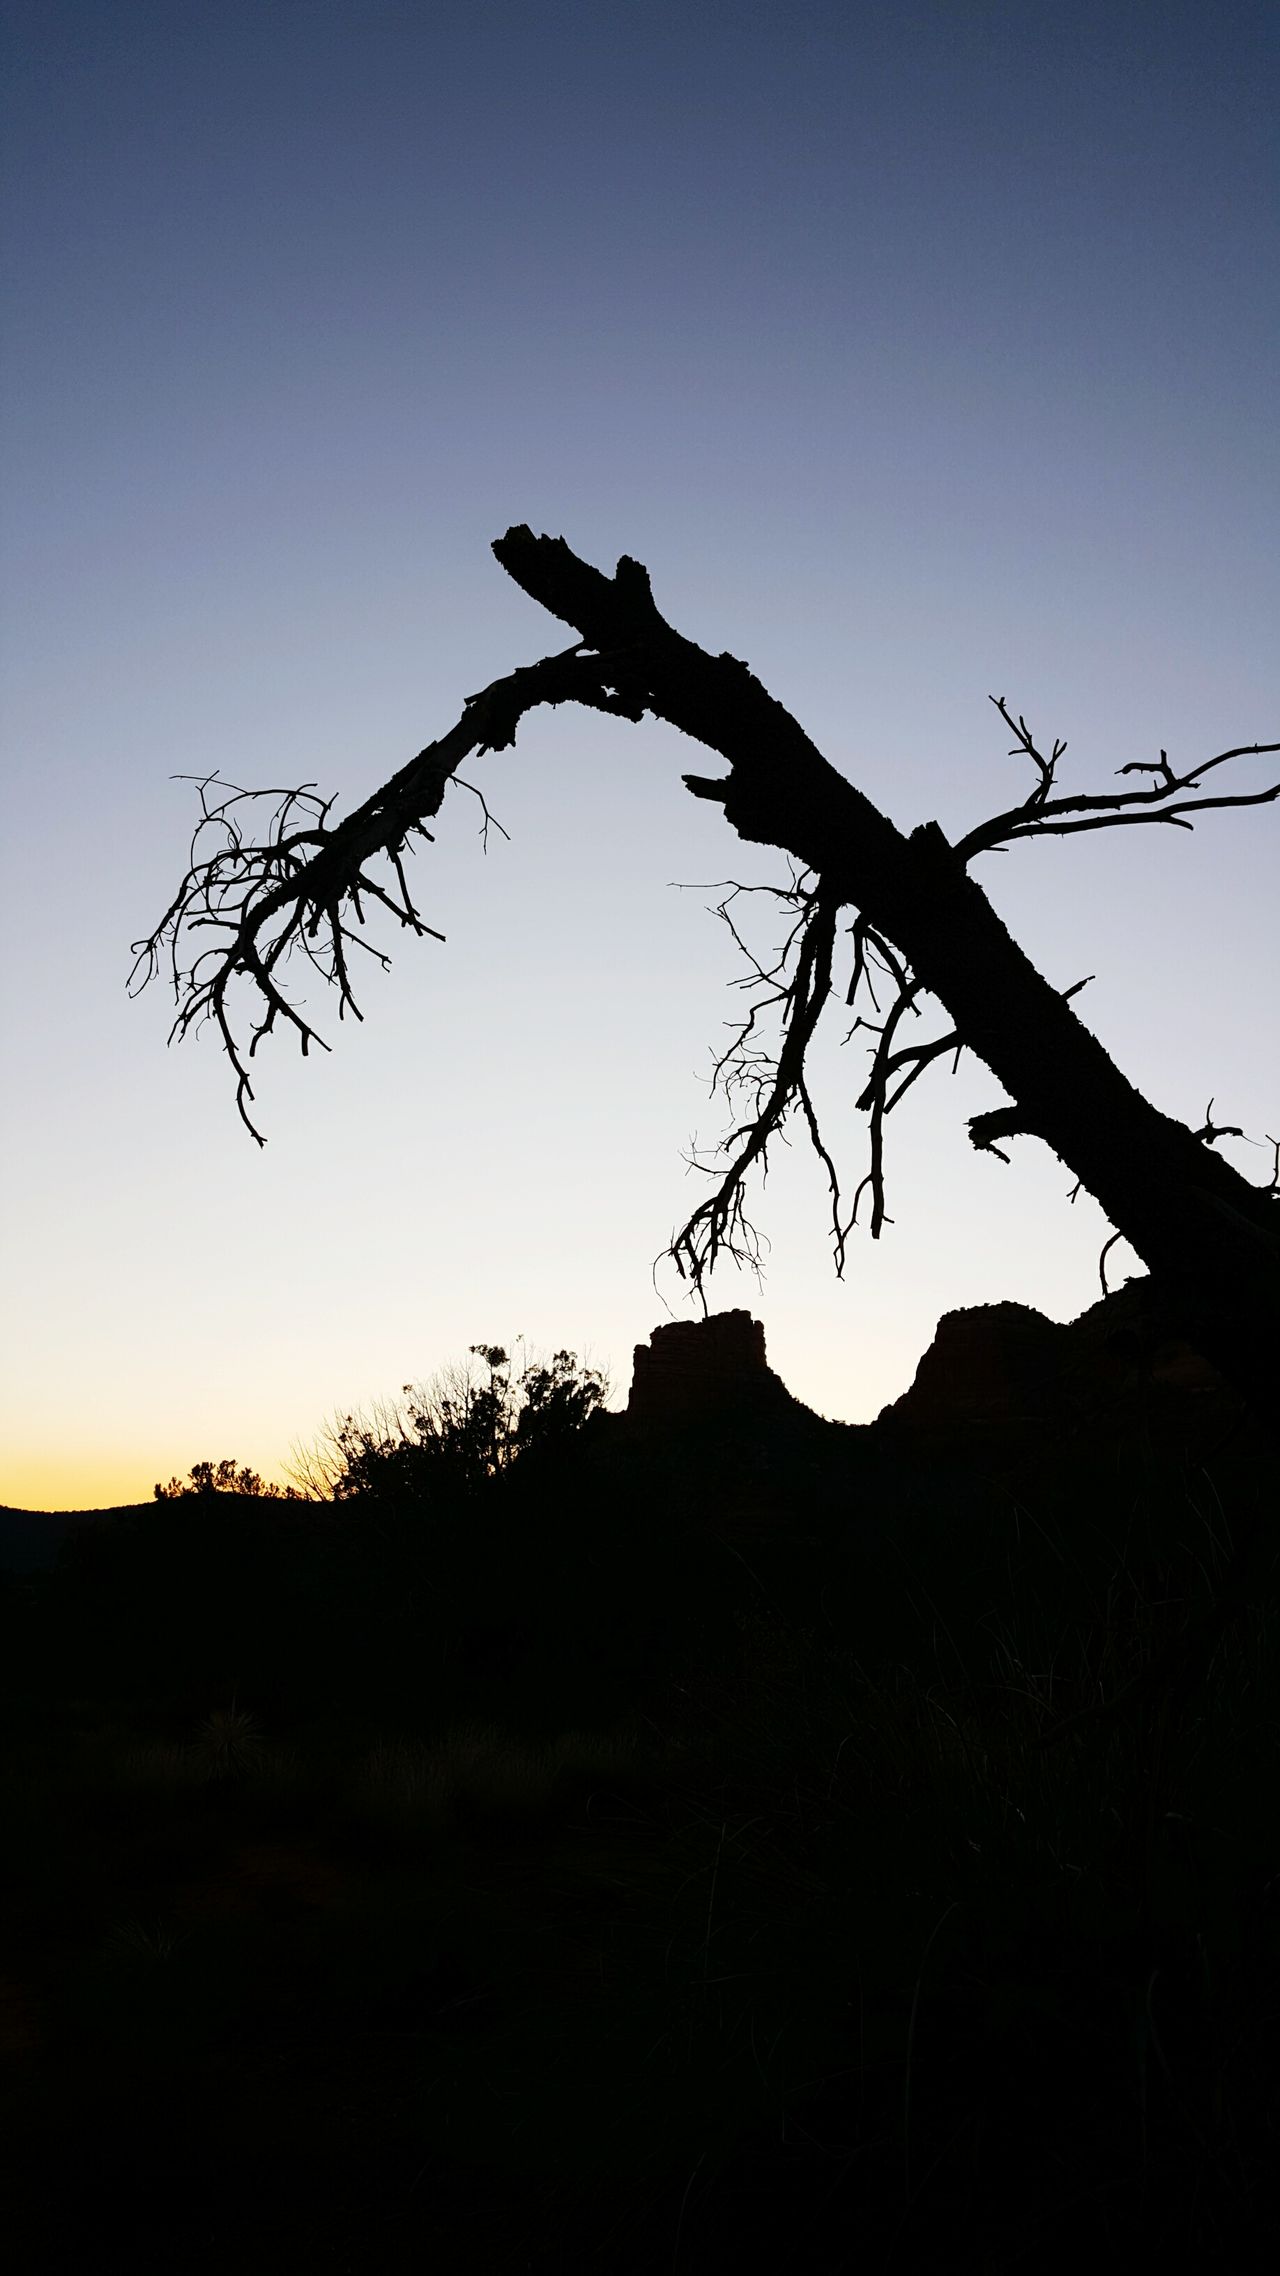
135, 529, 1279, 1438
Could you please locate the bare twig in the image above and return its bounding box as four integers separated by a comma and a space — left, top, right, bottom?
671, 881, 845, 1285
1193, 1097, 1246, 1148
955, 702, 1280, 864
451, 777, 511, 850
1098, 1229, 1126, 1296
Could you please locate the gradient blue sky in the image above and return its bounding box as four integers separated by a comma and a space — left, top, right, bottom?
2, 0, 1276, 1507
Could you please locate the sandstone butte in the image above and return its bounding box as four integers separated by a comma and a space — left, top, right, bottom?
0, 1276, 1267, 1570
625, 1280, 1254, 1470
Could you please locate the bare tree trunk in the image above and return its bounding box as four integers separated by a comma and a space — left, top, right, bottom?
136, 527, 1279, 1740
136, 525, 1278, 1430
493, 528, 1279, 1426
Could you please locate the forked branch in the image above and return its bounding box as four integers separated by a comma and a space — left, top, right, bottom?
956, 700, 1280, 862
130, 641, 645, 1140
672, 878, 845, 1286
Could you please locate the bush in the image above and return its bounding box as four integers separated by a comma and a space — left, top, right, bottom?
289, 1341, 607, 1502
154, 1456, 304, 1501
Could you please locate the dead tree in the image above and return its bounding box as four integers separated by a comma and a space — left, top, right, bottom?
132, 528, 1279, 1433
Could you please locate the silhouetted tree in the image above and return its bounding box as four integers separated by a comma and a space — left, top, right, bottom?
132, 530, 1278, 1434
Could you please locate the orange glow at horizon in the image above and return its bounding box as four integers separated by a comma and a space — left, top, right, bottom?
0, 1449, 295, 1515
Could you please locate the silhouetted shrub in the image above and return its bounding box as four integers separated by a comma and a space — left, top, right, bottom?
290, 1341, 607, 1502
154, 1457, 305, 1501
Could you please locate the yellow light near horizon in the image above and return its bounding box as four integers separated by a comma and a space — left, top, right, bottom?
0, 1450, 293, 1515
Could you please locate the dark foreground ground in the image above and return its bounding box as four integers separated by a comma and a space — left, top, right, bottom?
3, 1409, 1279, 2272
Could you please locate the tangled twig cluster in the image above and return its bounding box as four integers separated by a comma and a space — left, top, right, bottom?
671, 711, 1278, 1291
130, 642, 644, 1141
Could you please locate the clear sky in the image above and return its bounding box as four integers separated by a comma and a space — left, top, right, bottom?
2, 0, 1276, 1508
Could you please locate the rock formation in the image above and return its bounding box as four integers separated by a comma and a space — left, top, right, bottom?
621, 1280, 1249, 1468
873, 1274, 1244, 1468
872, 1301, 1068, 1446
625, 1309, 804, 1428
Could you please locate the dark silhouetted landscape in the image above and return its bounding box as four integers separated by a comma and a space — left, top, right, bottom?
3, 1292, 1278, 2272
6, 2, 1278, 2269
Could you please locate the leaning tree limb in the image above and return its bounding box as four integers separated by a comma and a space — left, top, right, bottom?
130, 638, 646, 1139
134, 528, 1279, 1437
